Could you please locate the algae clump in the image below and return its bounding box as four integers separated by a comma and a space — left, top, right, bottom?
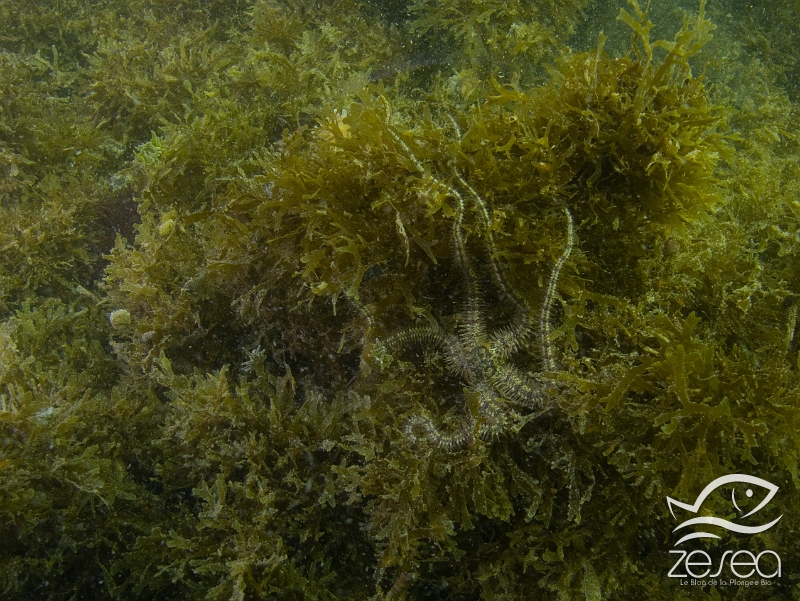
1, 0, 800, 599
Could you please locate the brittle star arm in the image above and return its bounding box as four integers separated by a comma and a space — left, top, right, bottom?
381, 326, 451, 356
387, 125, 488, 347
487, 205, 574, 366
454, 171, 536, 358
490, 364, 546, 409
540, 207, 574, 371
404, 412, 474, 452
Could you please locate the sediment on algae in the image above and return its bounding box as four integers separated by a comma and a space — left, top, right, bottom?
1, 0, 800, 599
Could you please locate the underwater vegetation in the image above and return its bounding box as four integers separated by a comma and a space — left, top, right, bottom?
2, 0, 800, 599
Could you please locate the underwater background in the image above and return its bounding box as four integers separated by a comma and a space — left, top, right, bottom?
1, 0, 800, 598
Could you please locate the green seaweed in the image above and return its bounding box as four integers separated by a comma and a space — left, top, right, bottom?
2, 0, 800, 599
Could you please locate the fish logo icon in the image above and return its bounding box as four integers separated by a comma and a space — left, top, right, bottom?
666, 474, 783, 546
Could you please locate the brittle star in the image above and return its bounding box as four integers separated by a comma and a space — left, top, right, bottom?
372, 128, 575, 450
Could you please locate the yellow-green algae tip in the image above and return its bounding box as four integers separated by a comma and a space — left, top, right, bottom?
1, 0, 800, 600
109, 309, 132, 328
